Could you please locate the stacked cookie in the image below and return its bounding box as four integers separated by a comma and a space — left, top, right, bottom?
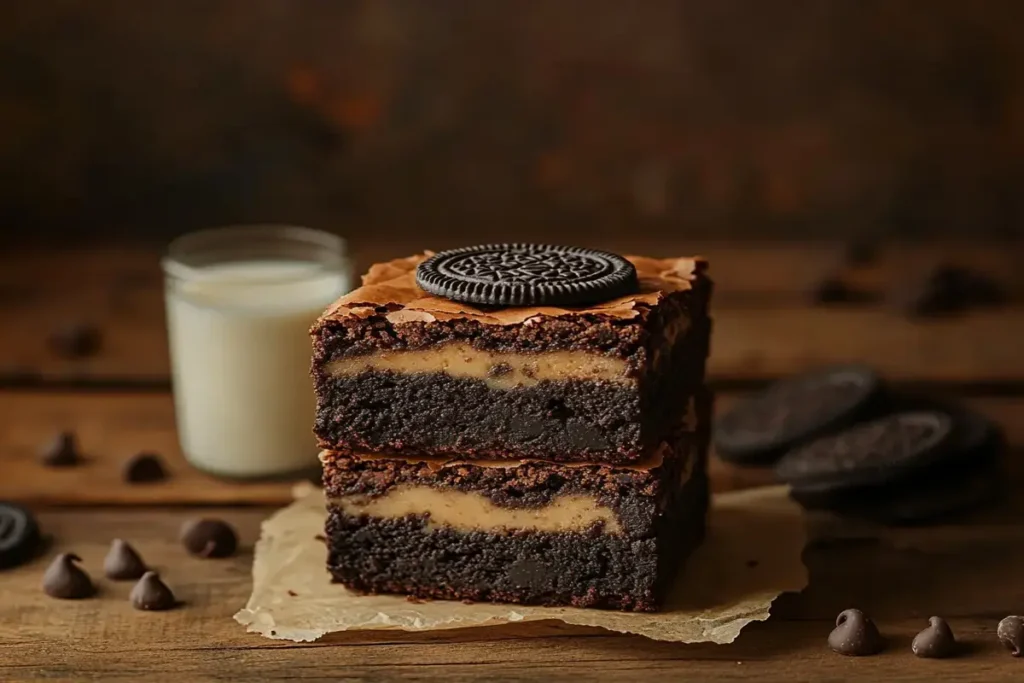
310, 244, 714, 611
715, 365, 1006, 524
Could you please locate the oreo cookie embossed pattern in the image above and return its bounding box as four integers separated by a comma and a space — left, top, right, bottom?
416, 244, 639, 307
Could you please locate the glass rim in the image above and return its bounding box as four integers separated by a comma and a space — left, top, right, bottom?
162, 224, 349, 283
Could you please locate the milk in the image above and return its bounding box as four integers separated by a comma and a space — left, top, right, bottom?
166, 261, 349, 478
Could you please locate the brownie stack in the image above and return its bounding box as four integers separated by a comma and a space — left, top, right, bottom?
310, 245, 714, 611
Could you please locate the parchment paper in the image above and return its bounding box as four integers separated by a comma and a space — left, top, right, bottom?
235, 484, 807, 643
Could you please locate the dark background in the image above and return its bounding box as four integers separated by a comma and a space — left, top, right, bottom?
2, 0, 1023, 247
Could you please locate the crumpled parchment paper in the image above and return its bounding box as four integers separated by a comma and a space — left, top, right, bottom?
235, 484, 806, 643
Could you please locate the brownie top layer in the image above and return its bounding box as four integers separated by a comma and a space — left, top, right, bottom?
315, 252, 707, 329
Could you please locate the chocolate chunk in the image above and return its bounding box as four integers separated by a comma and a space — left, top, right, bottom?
898, 264, 1008, 318
122, 452, 168, 483
41, 553, 94, 599
48, 323, 102, 359
103, 539, 147, 580
415, 244, 639, 307
828, 608, 884, 656
777, 411, 955, 491
714, 364, 881, 465
811, 276, 858, 305
129, 571, 177, 610
38, 431, 81, 467
180, 519, 237, 558
0, 502, 41, 569
998, 616, 1024, 657
844, 239, 878, 266
912, 616, 957, 658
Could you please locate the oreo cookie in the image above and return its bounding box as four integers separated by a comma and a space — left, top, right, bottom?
0, 502, 41, 570
793, 456, 1005, 525
788, 403, 1006, 524
714, 365, 882, 465
415, 244, 639, 307
775, 411, 955, 491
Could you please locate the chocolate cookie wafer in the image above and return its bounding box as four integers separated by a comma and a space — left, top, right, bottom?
775, 411, 956, 491
714, 364, 882, 465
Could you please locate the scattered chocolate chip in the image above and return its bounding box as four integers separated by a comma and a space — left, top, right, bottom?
48, 323, 102, 359
38, 431, 81, 467
180, 519, 237, 558
912, 616, 957, 658
844, 239, 879, 266
898, 264, 1008, 318
998, 616, 1024, 657
103, 539, 147, 580
314, 534, 327, 544
130, 571, 177, 610
0, 502, 41, 569
828, 608, 883, 656
42, 553, 94, 599
122, 452, 168, 483
287, 590, 298, 597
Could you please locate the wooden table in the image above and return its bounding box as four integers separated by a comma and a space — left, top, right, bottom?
2, 239, 1023, 682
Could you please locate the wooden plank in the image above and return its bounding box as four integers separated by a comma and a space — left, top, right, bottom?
1, 390, 1022, 508
2, 242, 1024, 385
1, 506, 1023, 681
0, 392, 296, 506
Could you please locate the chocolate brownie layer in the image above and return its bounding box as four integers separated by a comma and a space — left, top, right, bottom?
322, 423, 710, 611
312, 253, 711, 462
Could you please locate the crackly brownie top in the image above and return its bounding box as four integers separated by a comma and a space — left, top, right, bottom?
316, 252, 707, 328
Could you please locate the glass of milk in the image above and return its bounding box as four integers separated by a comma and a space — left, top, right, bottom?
163, 225, 351, 479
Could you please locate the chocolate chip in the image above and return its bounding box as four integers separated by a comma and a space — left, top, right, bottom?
122, 452, 168, 483
38, 431, 81, 467
998, 616, 1024, 657
180, 519, 237, 558
48, 323, 102, 359
103, 539, 147, 580
129, 571, 177, 610
42, 553, 94, 599
828, 608, 883, 656
912, 616, 957, 658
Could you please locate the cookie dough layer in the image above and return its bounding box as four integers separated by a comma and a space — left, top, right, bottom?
333, 486, 624, 534
326, 345, 631, 390
324, 433, 710, 611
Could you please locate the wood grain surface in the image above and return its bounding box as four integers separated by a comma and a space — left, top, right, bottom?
1, 506, 1023, 681
2, 242, 1023, 681
2, 242, 1023, 385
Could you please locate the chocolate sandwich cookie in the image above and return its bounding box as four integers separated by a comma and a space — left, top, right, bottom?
792, 454, 1006, 525
714, 365, 882, 465
0, 503, 41, 569
776, 411, 955, 491
415, 244, 639, 307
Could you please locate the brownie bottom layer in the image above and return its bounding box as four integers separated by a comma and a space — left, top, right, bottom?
326, 470, 709, 612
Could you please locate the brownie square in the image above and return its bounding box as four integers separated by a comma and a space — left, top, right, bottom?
311, 252, 711, 463
321, 406, 710, 612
